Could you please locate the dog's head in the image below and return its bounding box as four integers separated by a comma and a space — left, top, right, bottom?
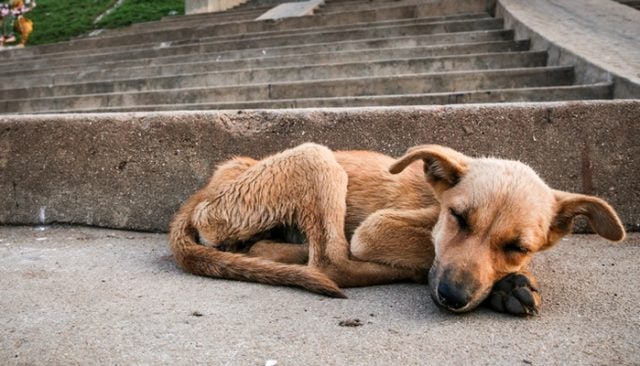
390, 145, 625, 313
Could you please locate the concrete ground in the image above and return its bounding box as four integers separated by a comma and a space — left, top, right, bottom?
0, 226, 638, 365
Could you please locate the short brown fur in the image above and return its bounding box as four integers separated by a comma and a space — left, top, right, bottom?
170, 143, 625, 315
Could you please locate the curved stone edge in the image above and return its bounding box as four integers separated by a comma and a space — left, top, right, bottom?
496, 0, 640, 99
256, 0, 325, 20
1, 100, 638, 232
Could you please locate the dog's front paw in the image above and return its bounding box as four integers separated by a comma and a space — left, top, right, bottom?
487, 273, 541, 316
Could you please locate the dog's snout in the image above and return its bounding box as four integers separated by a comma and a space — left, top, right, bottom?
437, 281, 471, 310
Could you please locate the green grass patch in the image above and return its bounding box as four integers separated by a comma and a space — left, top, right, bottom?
18, 0, 184, 46
26, 0, 115, 45
96, 0, 184, 29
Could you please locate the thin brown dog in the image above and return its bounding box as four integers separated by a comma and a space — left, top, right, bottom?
170, 143, 625, 315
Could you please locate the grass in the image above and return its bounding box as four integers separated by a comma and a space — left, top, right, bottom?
19, 0, 184, 46
25, 0, 114, 45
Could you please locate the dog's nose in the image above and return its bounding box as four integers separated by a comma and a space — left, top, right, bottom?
437, 282, 470, 310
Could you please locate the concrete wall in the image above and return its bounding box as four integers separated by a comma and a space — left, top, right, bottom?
185, 0, 248, 14
0, 101, 638, 232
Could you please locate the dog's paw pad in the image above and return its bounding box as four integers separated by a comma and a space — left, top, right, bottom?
488, 273, 540, 316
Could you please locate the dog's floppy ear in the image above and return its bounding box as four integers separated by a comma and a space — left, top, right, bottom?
389, 145, 470, 192
548, 190, 625, 244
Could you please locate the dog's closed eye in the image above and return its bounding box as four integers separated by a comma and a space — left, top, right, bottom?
503, 239, 529, 254
449, 208, 470, 232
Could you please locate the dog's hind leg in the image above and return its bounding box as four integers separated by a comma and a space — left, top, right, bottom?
172, 148, 346, 297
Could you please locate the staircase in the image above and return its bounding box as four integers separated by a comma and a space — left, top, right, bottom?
0, 0, 616, 114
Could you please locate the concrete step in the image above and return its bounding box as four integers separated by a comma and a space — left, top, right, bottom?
0, 14, 496, 70
323, 0, 411, 4
70, 83, 612, 112
150, 6, 272, 24
226, 0, 312, 10
0, 18, 504, 73
0, 25, 513, 79
0, 67, 576, 113
318, 0, 480, 12
0, 102, 636, 232
0, 0, 493, 60
320, 0, 494, 18
196, 14, 497, 44
322, 0, 408, 5
106, 8, 269, 36
268, 83, 614, 108
319, 0, 407, 9
210, 11, 490, 39
0, 39, 529, 89
0, 52, 547, 99
105, 7, 275, 36
0, 2, 429, 60
318, 0, 425, 13
161, 6, 272, 22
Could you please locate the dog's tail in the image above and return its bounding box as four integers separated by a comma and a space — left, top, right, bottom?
169, 206, 346, 298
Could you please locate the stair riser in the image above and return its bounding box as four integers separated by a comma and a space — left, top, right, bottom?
117, 6, 474, 36
0, 28, 512, 75
1, 17, 502, 70
94, 85, 612, 111
189, 13, 492, 45
0, 68, 574, 113
0, 39, 527, 89
269, 68, 574, 99
191, 19, 505, 53
0, 53, 547, 99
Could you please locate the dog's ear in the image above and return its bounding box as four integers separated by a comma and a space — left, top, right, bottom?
389, 145, 470, 191
548, 190, 625, 245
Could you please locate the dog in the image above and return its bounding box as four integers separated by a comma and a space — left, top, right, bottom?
170, 143, 625, 316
